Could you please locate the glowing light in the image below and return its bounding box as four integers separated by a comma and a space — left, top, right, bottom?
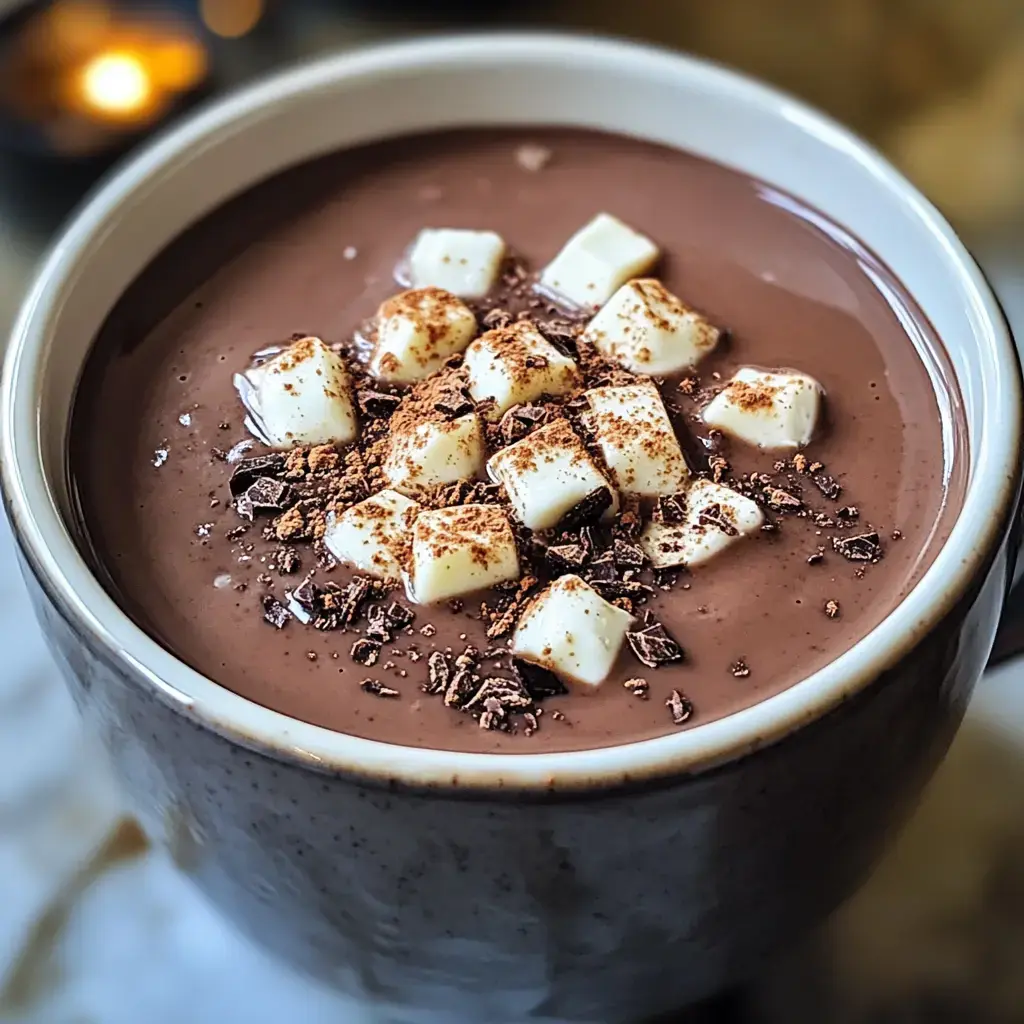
200, 0, 263, 39
79, 50, 153, 118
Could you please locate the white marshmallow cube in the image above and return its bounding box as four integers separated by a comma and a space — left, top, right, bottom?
384, 412, 485, 494
582, 278, 720, 375
640, 479, 765, 569
703, 367, 823, 450
407, 228, 506, 299
235, 336, 357, 448
539, 213, 659, 309
512, 575, 634, 688
488, 419, 617, 531
464, 322, 580, 419
407, 504, 520, 604
371, 288, 477, 384
585, 383, 690, 496
323, 489, 421, 580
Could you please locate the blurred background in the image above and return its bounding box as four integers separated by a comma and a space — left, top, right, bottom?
0, 2, 1022, 1021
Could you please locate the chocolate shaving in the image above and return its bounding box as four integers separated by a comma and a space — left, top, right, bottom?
384, 601, 415, 630
512, 658, 567, 700
627, 622, 685, 668
697, 503, 739, 537
236, 477, 294, 521
364, 603, 392, 643
262, 595, 290, 629
833, 532, 882, 562
443, 664, 479, 709
464, 675, 533, 714
537, 319, 580, 358
350, 638, 382, 666
653, 494, 686, 525
612, 539, 645, 570
666, 689, 693, 726
557, 487, 613, 531
546, 543, 589, 573
812, 473, 842, 500
584, 553, 618, 583
766, 488, 802, 512
229, 454, 286, 496
360, 679, 400, 698
357, 389, 401, 418
433, 381, 475, 419
591, 578, 653, 601
425, 651, 451, 694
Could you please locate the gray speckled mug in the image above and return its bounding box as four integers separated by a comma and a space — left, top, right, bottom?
2, 34, 1021, 1024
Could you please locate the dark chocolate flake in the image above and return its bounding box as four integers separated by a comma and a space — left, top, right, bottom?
512, 658, 568, 701
434, 382, 475, 419
697, 503, 739, 537
812, 473, 843, 500
360, 679, 400, 698
425, 651, 451, 694
627, 622, 685, 668
766, 488, 802, 512
350, 638, 382, 666
654, 493, 687, 525
666, 689, 694, 726
833, 532, 882, 562
836, 505, 860, 521
229, 454, 286, 496
612, 539, 646, 570
584, 553, 618, 584
236, 477, 294, 521
546, 543, 589, 573
356, 388, 402, 418
557, 487, 613, 531
262, 595, 291, 629
384, 601, 415, 630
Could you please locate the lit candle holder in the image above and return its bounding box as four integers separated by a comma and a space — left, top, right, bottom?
0, 0, 214, 159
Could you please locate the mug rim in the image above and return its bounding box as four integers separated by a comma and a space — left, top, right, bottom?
3, 32, 1021, 793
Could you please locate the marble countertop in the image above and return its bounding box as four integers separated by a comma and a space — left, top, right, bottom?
1, 114, 1023, 1024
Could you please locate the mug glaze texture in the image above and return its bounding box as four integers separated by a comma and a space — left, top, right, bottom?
3, 35, 1021, 1024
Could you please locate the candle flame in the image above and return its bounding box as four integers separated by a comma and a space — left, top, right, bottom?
79, 50, 154, 118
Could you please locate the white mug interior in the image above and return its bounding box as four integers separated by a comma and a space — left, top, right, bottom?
2, 34, 1019, 788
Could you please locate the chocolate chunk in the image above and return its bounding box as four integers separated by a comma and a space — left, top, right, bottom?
812, 473, 842, 500
384, 601, 415, 630
360, 679, 400, 698
584, 553, 618, 583
499, 403, 550, 444
350, 638, 382, 666
623, 677, 649, 698
546, 543, 589, 573
612, 539, 645, 570
557, 487, 614, 531
290, 573, 318, 614
443, 666, 479, 709
236, 477, 294, 521
434, 382, 475, 419
730, 659, 751, 678
654, 494, 687, 525
836, 505, 860, 521
464, 675, 533, 714
666, 689, 694, 726
357, 388, 402, 418
807, 550, 825, 566
538, 319, 580, 358
426, 651, 451, 694
833, 532, 882, 562
767, 488, 802, 512
824, 599, 841, 619
229, 454, 286, 496
627, 622, 685, 668
262, 595, 290, 629
276, 545, 301, 575
697, 503, 739, 537
512, 658, 568, 700
364, 603, 392, 643
591, 578, 654, 601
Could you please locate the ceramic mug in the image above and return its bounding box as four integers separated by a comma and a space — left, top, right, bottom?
2, 34, 1021, 1024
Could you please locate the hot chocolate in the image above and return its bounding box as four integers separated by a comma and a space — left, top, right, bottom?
70, 128, 966, 753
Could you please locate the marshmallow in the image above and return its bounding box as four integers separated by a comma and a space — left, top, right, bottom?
488, 419, 618, 531
539, 213, 659, 309
582, 278, 720, 375
371, 288, 477, 384
464, 322, 580, 419
703, 367, 823, 450
512, 575, 634, 688
323, 489, 421, 580
235, 336, 357, 448
640, 479, 765, 569
585, 383, 690, 496
407, 228, 506, 299
407, 504, 520, 604
384, 412, 485, 494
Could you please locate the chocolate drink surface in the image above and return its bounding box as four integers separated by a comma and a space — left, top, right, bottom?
71, 128, 966, 753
